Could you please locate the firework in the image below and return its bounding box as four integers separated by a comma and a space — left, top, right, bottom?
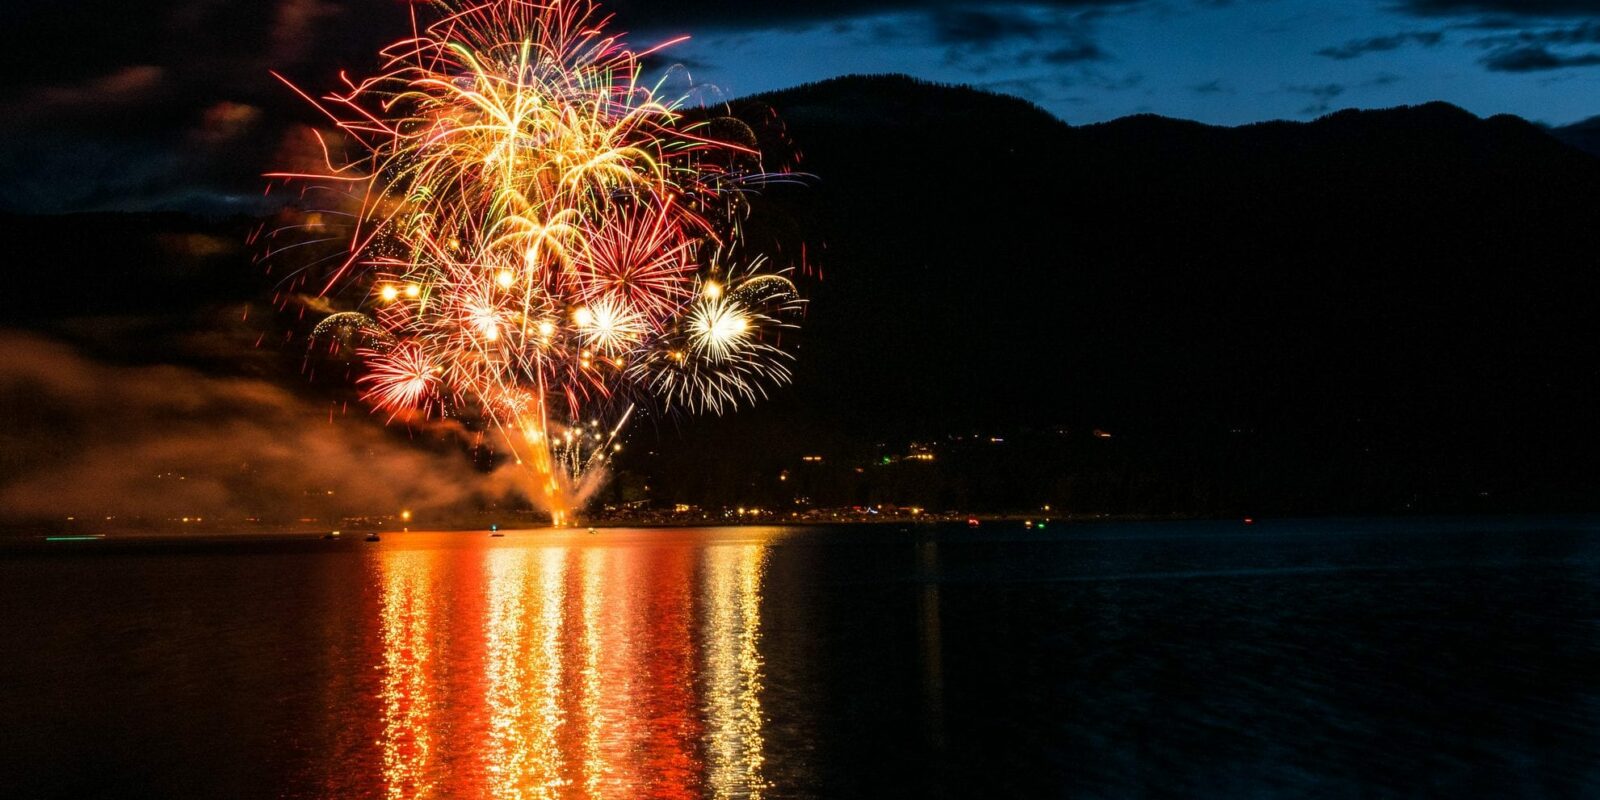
271, 0, 803, 522
358, 341, 442, 423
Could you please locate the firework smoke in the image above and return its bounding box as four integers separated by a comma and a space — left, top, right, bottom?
0, 332, 522, 528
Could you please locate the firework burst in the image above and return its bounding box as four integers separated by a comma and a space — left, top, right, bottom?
270, 0, 804, 522
359, 341, 442, 422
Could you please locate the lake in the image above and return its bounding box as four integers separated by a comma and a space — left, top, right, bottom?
1, 518, 1597, 798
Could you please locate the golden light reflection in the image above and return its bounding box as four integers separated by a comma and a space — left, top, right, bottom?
703, 543, 771, 799
380, 551, 437, 800
370, 533, 778, 797
484, 546, 569, 799
580, 549, 610, 799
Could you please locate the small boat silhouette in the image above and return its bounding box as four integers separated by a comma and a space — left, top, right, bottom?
364, 533, 381, 542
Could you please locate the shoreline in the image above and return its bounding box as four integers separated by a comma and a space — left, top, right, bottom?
6, 510, 1597, 544
0, 511, 1203, 542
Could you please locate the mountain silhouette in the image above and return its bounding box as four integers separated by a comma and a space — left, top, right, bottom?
1549, 114, 1600, 160
648, 75, 1600, 514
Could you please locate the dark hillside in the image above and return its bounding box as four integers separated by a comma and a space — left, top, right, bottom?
644, 76, 1600, 514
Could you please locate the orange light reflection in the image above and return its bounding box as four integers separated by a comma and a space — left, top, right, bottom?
380, 551, 437, 799
703, 543, 770, 799
371, 533, 776, 797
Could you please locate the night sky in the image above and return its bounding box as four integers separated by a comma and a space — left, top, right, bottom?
5, 0, 1600, 213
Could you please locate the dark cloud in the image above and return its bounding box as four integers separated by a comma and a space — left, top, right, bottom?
7, 1, 395, 105
920, 4, 1115, 75
930, 8, 1049, 46
19, 66, 168, 116
1285, 83, 1347, 116
1527, 21, 1600, 43
7, 0, 1596, 211
1470, 21, 1600, 71
638, 50, 718, 74
1190, 79, 1234, 94
191, 101, 263, 146
1317, 31, 1445, 60
1, 0, 412, 212
605, 0, 1138, 32
1395, 0, 1600, 16
1470, 20, 1600, 46
1042, 42, 1109, 63
1481, 45, 1600, 71
8, 0, 1139, 212
268, 0, 346, 66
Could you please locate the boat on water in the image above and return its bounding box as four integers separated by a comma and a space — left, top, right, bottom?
364, 533, 381, 542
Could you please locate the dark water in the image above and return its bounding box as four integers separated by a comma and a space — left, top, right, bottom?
2, 518, 1598, 798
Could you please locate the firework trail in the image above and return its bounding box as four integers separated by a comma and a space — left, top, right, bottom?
264, 0, 804, 523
